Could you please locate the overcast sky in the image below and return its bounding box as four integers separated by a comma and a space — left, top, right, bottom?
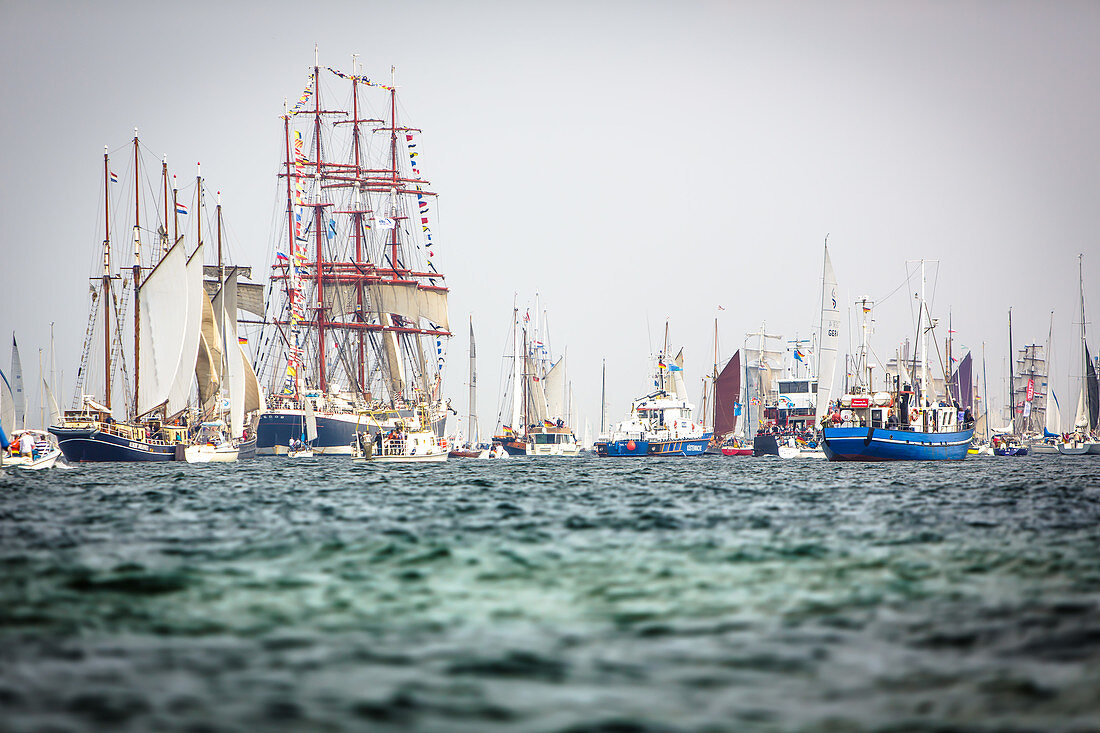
2, 0, 1097, 433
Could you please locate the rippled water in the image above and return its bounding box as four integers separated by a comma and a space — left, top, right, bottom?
1, 456, 1099, 732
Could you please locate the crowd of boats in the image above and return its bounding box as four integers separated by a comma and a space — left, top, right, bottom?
3, 55, 1099, 469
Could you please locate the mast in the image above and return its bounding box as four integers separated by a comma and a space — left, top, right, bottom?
1008, 308, 1014, 435
919, 260, 927, 418
468, 316, 476, 446
132, 130, 142, 419
351, 54, 365, 394
982, 341, 990, 442
522, 327, 529, 437
600, 359, 606, 434
282, 104, 299, 398
313, 61, 327, 393
102, 146, 112, 411
161, 155, 169, 262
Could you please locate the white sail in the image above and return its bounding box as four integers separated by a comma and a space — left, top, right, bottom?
196, 294, 222, 410
241, 344, 261, 415
814, 245, 840, 427
167, 243, 205, 415
379, 313, 407, 398
1, 369, 14, 436
43, 375, 61, 427
222, 271, 245, 438
544, 356, 567, 420
1045, 314, 1061, 436
137, 239, 189, 416
10, 335, 25, 429
304, 394, 318, 443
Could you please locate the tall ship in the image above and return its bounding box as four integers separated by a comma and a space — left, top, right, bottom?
595, 324, 711, 457
49, 134, 261, 462
254, 54, 451, 455
820, 260, 975, 461
493, 300, 580, 457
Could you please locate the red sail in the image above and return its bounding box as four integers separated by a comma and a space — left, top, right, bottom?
713, 350, 741, 440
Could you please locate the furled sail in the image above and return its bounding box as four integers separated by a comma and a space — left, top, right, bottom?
379, 313, 406, 398
544, 356, 567, 420
10, 335, 24, 429
814, 245, 840, 427
713, 350, 741, 440
137, 239, 189, 416
167, 244, 205, 415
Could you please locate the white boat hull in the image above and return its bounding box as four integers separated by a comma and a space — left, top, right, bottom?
3, 448, 62, 470
184, 445, 239, 463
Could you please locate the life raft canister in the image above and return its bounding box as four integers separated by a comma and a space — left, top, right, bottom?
626, 440, 636, 451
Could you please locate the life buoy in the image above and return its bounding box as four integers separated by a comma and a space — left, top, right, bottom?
909, 407, 919, 423
830, 412, 841, 424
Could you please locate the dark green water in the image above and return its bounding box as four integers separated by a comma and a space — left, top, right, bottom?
1, 456, 1099, 732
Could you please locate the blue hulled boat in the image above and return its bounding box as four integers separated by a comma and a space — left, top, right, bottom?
596, 326, 711, 458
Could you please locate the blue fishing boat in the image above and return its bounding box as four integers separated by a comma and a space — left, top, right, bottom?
820, 260, 974, 462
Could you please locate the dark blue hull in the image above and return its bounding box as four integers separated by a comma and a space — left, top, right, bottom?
256, 411, 359, 454
237, 435, 258, 460
753, 433, 779, 457
257, 409, 446, 455
49, 427, 181, 462
598, 434, 711, 457
994, 446, 1028, 456
821, 426, 973, 461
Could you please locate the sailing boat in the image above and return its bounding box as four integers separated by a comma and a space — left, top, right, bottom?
449, 317, 499, 458
1058, 255, 1099, 455
699, 320, 748, 456
494, 301, 580, 457
50, 135, 205, 462
255, 54, 451, 455
287, 394, 317, 458
820, 260, 975, 461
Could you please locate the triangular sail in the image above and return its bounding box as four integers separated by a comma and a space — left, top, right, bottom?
814, 245, 840, 427
1088, 343, 1099, 432
11, 335, 25, 429
544, 356, 567, 421
43, 375, 61, 427
1045, 316, 1061, 436
241, 345, 261, 415
137, 239, 189, 416
949, 352, 973, 409
0, 368, 14, 436
671, 348, 688, 399
713, 350, 741, 440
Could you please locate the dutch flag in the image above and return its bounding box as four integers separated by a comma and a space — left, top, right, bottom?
176, 202, 189, 215
109, 171, 119, 183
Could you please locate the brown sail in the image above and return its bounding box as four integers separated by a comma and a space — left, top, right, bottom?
713, 350, 741, 440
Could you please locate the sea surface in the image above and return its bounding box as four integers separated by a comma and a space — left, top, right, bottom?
1, 455, 1098, 733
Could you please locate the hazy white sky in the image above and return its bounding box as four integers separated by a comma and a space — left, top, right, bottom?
2, 0, 1097, 432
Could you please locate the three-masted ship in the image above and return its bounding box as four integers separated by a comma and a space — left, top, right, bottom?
253, 56, 451, 455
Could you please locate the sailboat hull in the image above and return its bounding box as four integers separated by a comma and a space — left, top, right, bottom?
257, 409, 446, 455
821, 426, 973, 461
49, 427, 181, 462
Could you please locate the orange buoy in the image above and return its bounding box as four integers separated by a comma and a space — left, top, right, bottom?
627, 440, 636, 451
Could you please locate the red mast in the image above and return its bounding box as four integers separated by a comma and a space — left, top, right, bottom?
312, 62, 327, 393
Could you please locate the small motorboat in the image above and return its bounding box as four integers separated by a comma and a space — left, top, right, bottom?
3, 430, 63, 470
